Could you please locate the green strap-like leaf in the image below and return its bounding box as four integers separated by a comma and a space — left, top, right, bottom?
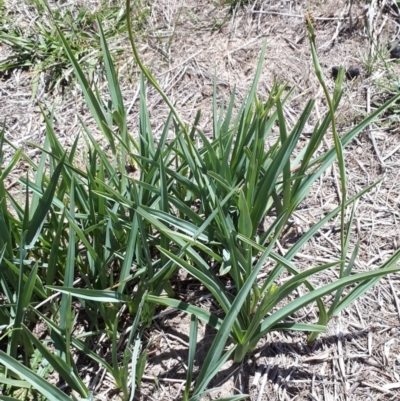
46, 286, 132, 303
25, 154, 66, 248
252, 265, 400, 346
0, 351, 72, 401
22, 325, 88, 397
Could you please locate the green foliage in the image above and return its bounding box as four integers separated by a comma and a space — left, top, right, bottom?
0, 0, 130, 94
0, 2, 400, 401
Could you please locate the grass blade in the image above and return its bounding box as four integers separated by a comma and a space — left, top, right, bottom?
22, 324, 88, 397
0, 351, 72, 401
183, 314, 198, 401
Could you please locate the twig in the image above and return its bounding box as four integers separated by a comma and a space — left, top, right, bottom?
337, 320, 349, 398
154, 321, 188, 372
361, 381, 394, 394
126, 83, 140, 115
5, 179, 19, 190
159, 49, 203, 76
388, 277, 400, 321
319, 4, 349, 50
383, 143, 400, 161
353, 300, 366, 328
142, 375, 187, 384
224, 35, 264, 58
349, 0, 353, 33
256, 362, 272, 401
250, 10, 351, 21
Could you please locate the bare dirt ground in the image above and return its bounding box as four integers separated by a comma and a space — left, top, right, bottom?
1, 0, 400, 400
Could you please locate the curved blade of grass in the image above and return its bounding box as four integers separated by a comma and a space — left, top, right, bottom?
297, 92, 400, 210
183, 314, 198, 401
0, 188, 13, 260
0, 245, 13, 317
236, 233, 329, 328
118, 215, 140, 294
55, 26, 116, 153
126, 179, 205, 225
46, 213, 65, 290
191, 346, 237, 400
156, 248, 239, 334
197, 128, 219, 173
241, 261, 338, 345
163, 231, 221, 261
64, 211, 102, 270
30, 128, 49, 214
18, 178, 65, 213
0, 377, 32, 388
147, 295, 223, 330
176, 136, 209, 205
126, 0, 188, 137
328, 237, 360, 316
127, 294, 146, 400
238, 190, 252, 239
0, 149, 23, 182
129, 329, 144, 401
270, 181, 380, 292
22, 324, 88, 397
136, 183, 237, 267
138, 206, 209, 242
251, 99, 314, 229
333, 248, 400, 315
251, 265, 400, 346
276, 98, 291, 214
272, 323, 327, 332
207, 171, 234, 193
0, 351, 72, 401
230, 42, 267, 171
130, 156, 201, 198
46, 286, 132, 303
97, 17, 124, 116
57, 176, 77, 364
25, 154, 65, 248
32, 308, 113, 374
193, 233, 281, 394
214, 201, 245, 293
9, 261, 39, 359
2, 258, 46, 299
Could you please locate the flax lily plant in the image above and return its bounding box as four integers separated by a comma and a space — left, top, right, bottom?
139, 15, 400, 348
1, 3, 400, 401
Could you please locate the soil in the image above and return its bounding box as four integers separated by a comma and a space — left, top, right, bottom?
1, 0, 400, 400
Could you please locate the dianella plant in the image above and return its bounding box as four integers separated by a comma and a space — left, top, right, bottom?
135, 11, 400, 399
1, 2, 400, 401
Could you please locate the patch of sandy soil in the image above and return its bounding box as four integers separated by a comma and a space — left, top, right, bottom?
1, 0, 400, 400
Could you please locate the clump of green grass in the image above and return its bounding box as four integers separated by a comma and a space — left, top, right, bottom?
1, 3, 400, 401
0, 0, 131, 95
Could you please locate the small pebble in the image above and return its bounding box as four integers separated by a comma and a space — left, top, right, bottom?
346, 66, 360, 80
